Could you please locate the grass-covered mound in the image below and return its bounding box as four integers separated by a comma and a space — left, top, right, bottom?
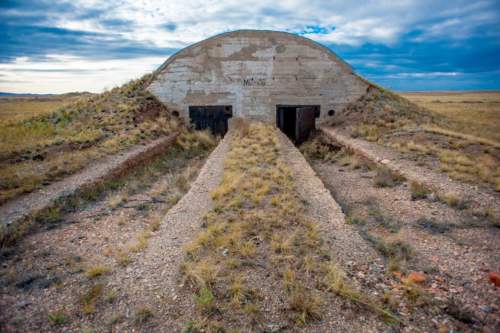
0, 74, 180, 204
330, 87, 500, 192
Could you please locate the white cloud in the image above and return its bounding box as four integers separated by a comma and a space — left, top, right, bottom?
45, 0, 499, 50
0, 55, 166, 94
386, 72, 461, 79
2, 0, 499, 93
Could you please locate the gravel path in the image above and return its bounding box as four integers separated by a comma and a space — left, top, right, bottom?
0, 146, 209, 332
277, 132, 390, 332
105, 131, 234, 331
311, 158, 500, 331
320, 126, 500, 217
0, 134, 178, 231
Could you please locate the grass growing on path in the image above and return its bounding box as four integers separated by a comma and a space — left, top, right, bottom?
181, 122, 397, 331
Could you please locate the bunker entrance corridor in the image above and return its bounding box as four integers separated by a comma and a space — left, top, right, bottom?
189, 105, 233, 136
276, 105, 319, 144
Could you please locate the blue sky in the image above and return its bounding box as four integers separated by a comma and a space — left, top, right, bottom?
1, 0, 499, 93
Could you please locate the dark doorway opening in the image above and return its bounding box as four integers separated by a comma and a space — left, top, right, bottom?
189, 105, 233, 136
276, 105, 319, 144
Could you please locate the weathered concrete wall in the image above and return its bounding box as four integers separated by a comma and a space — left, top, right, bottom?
148, 30, 371, 124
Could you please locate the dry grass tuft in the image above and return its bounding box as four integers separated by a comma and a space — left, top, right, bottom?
134, 307, 154, 325
80, 284, 103, 314
439, 192, 467, 209
373, 168, 403, 188
410, 181, 431, 200
47, 310, 69, 326
85, 265, 110, 279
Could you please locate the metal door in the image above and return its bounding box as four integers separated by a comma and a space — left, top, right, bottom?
295, 106, 316, 144
188, 106, 232, 136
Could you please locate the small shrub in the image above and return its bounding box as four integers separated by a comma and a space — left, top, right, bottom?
410, 181, 430, 200
181, 260, 218, 289
194, 287, 216, 313
128, 230, 151, 252
299, 136, 340, 162
485, 208, 500, 228
373, 168, 402, 188
175, 174, 190, 192
345, 216, 366, 226
115, 249, 132, 267
85, 265, 110, 279
149, 214, 162, 232
134, 307, 154, 325
239, 241, 257, 258
288, 286, 323, 324
48, 310, 69, 325
81, 284, 103, 314
440, 192, 466, 209
416, 218, 450, 234
40, 206, 62, 223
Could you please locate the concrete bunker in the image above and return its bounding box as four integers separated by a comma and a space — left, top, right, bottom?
148, 30, 372, 141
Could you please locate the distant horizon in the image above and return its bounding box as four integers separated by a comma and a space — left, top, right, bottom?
1, 1, 500, 93
2, 88, 500, 97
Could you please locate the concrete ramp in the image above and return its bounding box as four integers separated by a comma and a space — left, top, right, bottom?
276, 131, 383, 269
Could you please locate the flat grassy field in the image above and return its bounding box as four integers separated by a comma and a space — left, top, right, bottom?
0, 96, 76, 122
400, 91, 500, 143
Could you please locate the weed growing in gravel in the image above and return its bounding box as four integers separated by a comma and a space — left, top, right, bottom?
439, 192, 467, 209
134, 307, 154, 325
373, 167, 403, 188
194, 287, 216, 313
128, 230, 151, 252
85, 265, 110, 279
410, 181, 431, 200
104, 289, 117, 303
47, 310, 69, 326
300, 135, 340, 162
148, 214, 162, 232
109, 193, 125, 209
361, 230, 413, 273
345, 214, 366, 226
416, 218, 451, 234
81, 283, 103, 314
115, 249, 132, 267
